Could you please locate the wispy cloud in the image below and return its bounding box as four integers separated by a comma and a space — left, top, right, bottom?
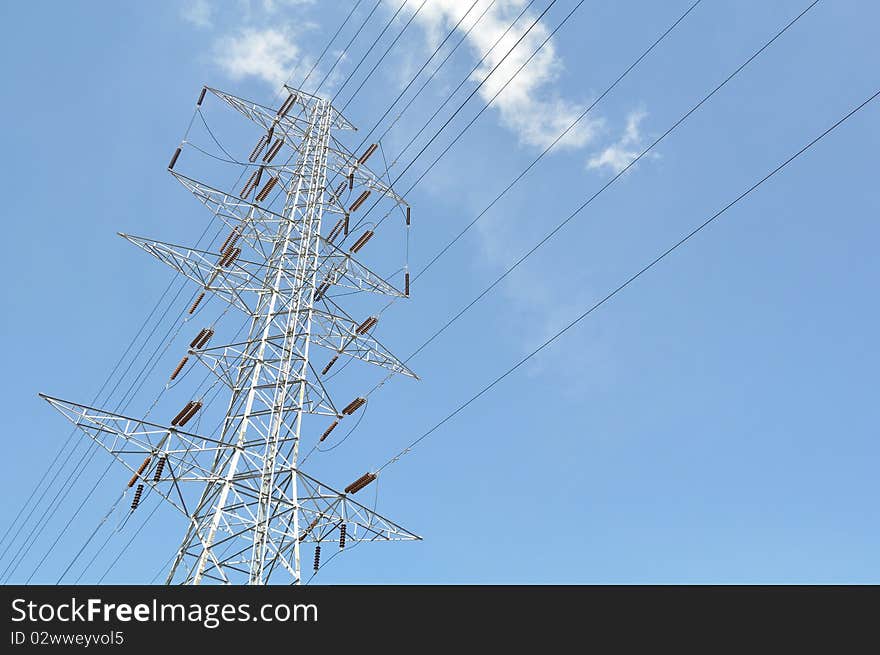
213, 27, 303, 88
181, 0, 213, 29
399, 0, 599, 150
261, 0, 317, 11
587, 110, 649, 174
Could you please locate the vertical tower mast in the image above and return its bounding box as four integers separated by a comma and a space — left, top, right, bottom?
168, 99, 332, 585
41, 87, 420, 585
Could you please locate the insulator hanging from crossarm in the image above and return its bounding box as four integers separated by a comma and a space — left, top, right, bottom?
314, 276, 333, 301
171, 401, 202, 427
341, 397, 366, 415
169, 356, 188, 381
197, 87, 206, 106
168, 147, 181, 170
313, 545, 321, 571
321, 355, 339, 375
405, 272, 410, 297
127, 456, 152, 488
219, 247, 241, 268
278, 93, 296, 117
190, 328, 214, 350
355, 316, 378, 335
153, 455, 166, 482
344, 472, 377, 495
189, 292, 205, 315
319, 421, 338, 442
348, 190, 371, 213
339, 523, 347, 549
218, 248, 231, 267
248, 134, 268, 162
171, 402, 194, 426
358, 143, 378, 165
219, 226, 242, 254
189, 328, 208, 349
255, 175, 279, 202
350, 230, 374, 254
178, 401, 202, 426
197, 329, 214, 349
348, 172, 354, 190
299, 515, 322, 542
327, 218, 344, 243
242, 167, 264, 198
331, 180, 347, 202
131, 484, 144, 510
406, 206, 411, 225
263, 138, 283, 163
240, 170, 258, 198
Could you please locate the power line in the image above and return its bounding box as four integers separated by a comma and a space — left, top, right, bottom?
297, 0, 821, 472
376, 84, 880, 473
337, 0, 430, 113
355, 0, 593, 235
414, 0, 703, 282
399, 0, 821, 367
371, 0, 499, 148
320, 0, 524, 209
298, 0, 366, 95
350, 0, 485, 152
299, 0, 704, 466
345, 0, 564, 235
331, 0, 414, 104
313, 0, 384, 95
0, 275, 181, 554
58, 319, 248, 583
384, 0, 540, 169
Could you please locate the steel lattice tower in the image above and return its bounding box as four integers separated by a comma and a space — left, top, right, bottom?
42, 86, 419, 584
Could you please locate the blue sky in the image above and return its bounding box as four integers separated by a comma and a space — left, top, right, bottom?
1, 0, 878, 584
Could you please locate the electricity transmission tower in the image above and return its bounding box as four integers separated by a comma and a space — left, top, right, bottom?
42, 86, 420, 584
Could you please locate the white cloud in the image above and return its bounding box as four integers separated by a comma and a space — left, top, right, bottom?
213, 27, 302, 88
587, 110, 649, 174
181, 0, 213, 28
397, 0, 598, 150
